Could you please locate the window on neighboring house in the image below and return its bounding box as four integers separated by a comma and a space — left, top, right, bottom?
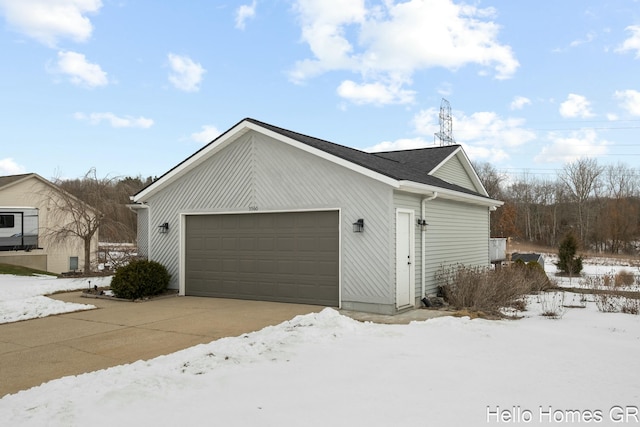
69, 257, 79, 271
0, 215, 15, 228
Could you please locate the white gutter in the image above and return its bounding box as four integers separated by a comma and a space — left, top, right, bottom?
421, 192, 437, 299
398, 180, 503, 208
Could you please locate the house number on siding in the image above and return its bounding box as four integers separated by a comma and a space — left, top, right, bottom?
248, 205, 259, 211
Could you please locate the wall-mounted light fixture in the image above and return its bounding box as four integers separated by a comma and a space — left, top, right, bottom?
353, 218, 364, 233
417, 219, 428, 231
158, 222, 169, 234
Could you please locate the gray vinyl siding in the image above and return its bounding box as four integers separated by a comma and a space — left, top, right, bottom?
393, 191, 422, 302
145, 131, 395, 306
432, 154, 479, 192
422, 198, 490, 295
136, 208, 149, 258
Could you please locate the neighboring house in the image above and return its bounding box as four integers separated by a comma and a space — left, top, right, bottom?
0, 173, 99, 274
130, 118, 503, 314
511, 253, 545, 267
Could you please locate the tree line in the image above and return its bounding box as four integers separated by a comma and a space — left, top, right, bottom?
477, 158, 640, 255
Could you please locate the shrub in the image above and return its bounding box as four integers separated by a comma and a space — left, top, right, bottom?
110, 259, 170, 300
524, 261, 553, 291
538, 291, 566, 319
621, 298, 640, 315
437, 263, 549, 316
594, 292, 621, 313
615, 270, 635, 287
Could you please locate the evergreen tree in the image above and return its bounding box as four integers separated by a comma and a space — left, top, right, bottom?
556, 232, 583, 275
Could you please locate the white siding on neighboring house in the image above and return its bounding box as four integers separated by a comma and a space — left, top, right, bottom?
144, 131, 396, 310
0, 176, 97, 274
431, 154, 479, 192
422, 198, 490, 295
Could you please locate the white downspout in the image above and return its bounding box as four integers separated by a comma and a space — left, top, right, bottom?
421, 192, 438, 299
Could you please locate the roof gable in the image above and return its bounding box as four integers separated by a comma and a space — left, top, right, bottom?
0, 173, 36, 191
134, 118, 500, 206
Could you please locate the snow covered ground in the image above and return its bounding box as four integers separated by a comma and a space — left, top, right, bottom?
1, 265, 639, 426
545, 253, 640, 292
0, 274, 110, 324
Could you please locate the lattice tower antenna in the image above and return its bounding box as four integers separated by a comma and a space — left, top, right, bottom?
434, 98, 455, 146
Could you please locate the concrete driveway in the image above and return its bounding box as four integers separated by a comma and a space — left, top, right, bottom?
0, 292, 321, 397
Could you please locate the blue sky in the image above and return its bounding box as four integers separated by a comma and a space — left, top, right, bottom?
1, 0, 639, 182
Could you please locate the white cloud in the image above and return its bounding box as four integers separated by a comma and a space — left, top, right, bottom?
510, 96, 531, 110
74, 112, 153, 128
460, 145, 510, 162
614, 89, 640, 116
0, 158, 26, 175
337, 80, 415, 105
616, 25, 640, 58
559, 93, 594, 118
167, 53, 206, 92
412, 107, 440, 136
366, 137, 434, 152
0, 0, 102, 47
365, 107, 534, 161
235, 1, 256, 30
191, 125, 221, 144
52, 50, 108, 87
569, 31, 596, 48
290, 0, 518, 105
453, 111, 536, 152
535, 129, 610, 163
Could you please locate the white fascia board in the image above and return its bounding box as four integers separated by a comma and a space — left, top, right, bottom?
429, 146, 461, 175
126, 203, 148, 211
134, 120, 399, 202
456, 147, 489, 197
398, 180, 503, 207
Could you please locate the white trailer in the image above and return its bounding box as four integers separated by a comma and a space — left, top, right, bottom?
0, 207, 39, 251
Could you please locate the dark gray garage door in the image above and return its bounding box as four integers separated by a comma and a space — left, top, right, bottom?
185, 211, 339, 306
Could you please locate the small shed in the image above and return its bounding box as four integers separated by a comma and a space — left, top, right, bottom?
131, 118, 503, 314
511, 252, 545, 268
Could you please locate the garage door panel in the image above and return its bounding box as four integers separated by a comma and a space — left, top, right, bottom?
258, 260, 276, 273
239, 237, 255, 250
239, 259, 256, 272
185, 211, 339, 306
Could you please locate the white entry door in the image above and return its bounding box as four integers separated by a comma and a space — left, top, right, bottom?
396, 209, 415, 308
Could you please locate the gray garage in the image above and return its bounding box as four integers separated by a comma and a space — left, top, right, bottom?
131, 118, 501, 315
184, 210, 339, 306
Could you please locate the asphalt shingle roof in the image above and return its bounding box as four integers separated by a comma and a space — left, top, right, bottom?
135, 118, 492, 200
245, 118, 488, 198
0, 173, 33, 190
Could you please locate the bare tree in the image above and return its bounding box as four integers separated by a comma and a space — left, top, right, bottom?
473, 161, 505, 200
507, 173, 535, 241
600, 163, 640, 253
559, 158, 603, 244
473, 162, 508, 237
45, 169, 120, 274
